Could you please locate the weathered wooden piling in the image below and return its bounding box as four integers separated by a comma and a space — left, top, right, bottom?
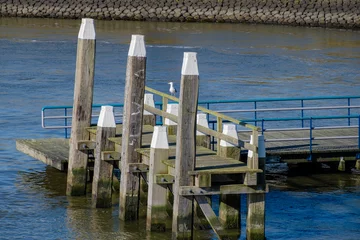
172, 52, 199, 239
143, 93, 156, 126
119, 35, 146, 221
165, 103, 179, 135
196, 113, 211, 149
338, 157, 345, 171
67, 18, 96, 196
92, 106, 116, 208
147, 126, 170, 232
246, 134, 266, 240
356, 160, 360, 170
218, 123, 241, 237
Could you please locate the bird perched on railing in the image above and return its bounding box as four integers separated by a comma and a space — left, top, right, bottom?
168, 82, 177, 96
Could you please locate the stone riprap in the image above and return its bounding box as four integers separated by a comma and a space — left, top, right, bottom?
0, 0, 359, 29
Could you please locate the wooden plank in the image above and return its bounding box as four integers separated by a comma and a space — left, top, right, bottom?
67, 18, 96, 196
16, 138, 69, 171
195, 195, 228, 239
179, 185, 268, 196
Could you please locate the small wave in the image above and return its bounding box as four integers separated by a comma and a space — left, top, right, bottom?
147, 44, 200, 49
10, 38, 73, 43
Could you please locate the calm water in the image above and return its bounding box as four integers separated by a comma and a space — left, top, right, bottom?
0, 17, 360, 239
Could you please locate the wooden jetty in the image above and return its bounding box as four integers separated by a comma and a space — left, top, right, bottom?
15, 18, 360, 240
15, 19, 266, 240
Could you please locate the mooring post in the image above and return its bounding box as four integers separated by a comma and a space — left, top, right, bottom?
172, 52, 199, 240
165, 103, 179, 135
196, 113, 211, 149
247, 134, 266, 240
143, 93, 156, 126
338, 157, 346, 171
119, 35, 146, 221
147, 126, 170, 232
67, 18, 96, 196
218, 123, 241, 237
92, 106, 116, 208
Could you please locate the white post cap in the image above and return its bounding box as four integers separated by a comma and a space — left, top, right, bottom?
164, 104, 178, 126
258, 135, 266, 158
97, 105, 116, 128
181, 52, 199, 75
151, 126, 169, 149
144, 93, 155, 115
196, 113, 209, 136
78, 18, 96, 40
220, 123, 238, 147
128, 35, 146, 57
248, 135, 253, 158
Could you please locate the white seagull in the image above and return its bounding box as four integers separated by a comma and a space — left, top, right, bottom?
168, 82, 177, 96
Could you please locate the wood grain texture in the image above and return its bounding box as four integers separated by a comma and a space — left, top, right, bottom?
172, 74, 198, 239
67, 38, 95, 196
92, 126, 116, 208
119, 55, 147, 221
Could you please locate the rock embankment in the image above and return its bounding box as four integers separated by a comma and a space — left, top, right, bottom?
1, 0, 359, 29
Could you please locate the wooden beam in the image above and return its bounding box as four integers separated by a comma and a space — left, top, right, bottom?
172, 52, 199, 239
155, 174, 175, 184
144, 104, 257, 153
195, 196, 228, 239
67, 18, 96, 196
119, 35, 147, 221
128, 163, 149, 173
101, 151, 121, 161
77, 140, 96, 151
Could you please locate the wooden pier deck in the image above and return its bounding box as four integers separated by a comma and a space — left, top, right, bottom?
16, 125, 260, 175
16, 126, 358, 171
239, 128, 359, 163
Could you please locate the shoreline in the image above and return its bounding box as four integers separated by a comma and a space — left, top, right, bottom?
1, 0, 359, 29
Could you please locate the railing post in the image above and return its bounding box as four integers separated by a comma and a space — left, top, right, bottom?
196, 113, 211, 149
246, 134, 266, 240
348, 98, 351, 126
119, 35, 147, 221
143, 93, 156, 126
67, 18, 96, 196
244, 131, 258, 186
301, 99, 304, 128
254, 101, 257, 127
172, 52, 199, 239
92, 106, 116, 208
147, 126, 169, 232
309, 117, 313, 161
216, 117, 223, 154
64, 108, 68, 138
358, 115, 360, 149
162, 96, 168, 125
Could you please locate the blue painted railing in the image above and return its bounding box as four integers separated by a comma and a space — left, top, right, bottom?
42, 95, 360, 157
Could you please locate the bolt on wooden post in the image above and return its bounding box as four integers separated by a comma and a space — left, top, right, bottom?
247, 134, 266, 240
67, 18, 96, 196
119, 35, 146, 221
172, 52, 199, 240
92, 106, 116, 208
147, 126, 170, 232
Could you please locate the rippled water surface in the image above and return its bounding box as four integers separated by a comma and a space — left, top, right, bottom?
0, 17, 360, 239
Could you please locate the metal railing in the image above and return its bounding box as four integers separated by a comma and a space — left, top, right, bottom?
41, 95, 360, 156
